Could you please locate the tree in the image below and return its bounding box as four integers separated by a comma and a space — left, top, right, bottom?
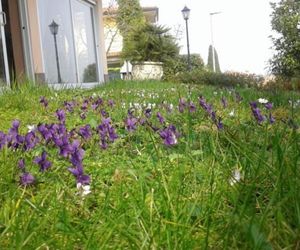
269, 0, 300, 78
207, 45, 221, 73
116, 0, 145, 57
122, 23, 179, 62
103, 0, 119, 55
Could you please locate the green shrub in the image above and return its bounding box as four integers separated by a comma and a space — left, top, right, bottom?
174, 70, 265, 87
163, 54, 205, 81
261, 76, 300, 91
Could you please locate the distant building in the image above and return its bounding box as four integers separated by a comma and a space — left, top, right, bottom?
103, 6, 159, 69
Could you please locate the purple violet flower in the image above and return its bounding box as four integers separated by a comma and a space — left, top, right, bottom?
189, 102, 196, 113
34, 151, 52, 172
0, 131, 6, 150
97, 117, 118, 149
70, 141, 85, 168
53, 135, 73, 158
64, 101, 75, 113
39, 96, 48, 108
250, 103, 266, 124
20, 172, 35, 186
38, 124, 53, 142
68, 166, 90, 185
125, 117, 138, 132
108, 99, 115, 108
265, 102, 273, 110
144, 108, 152, 118
159, 125, 179, 146
216, 117, 224, 130
9, 120, 20, 137
81, 100, 89, 111
91, 98, 103, 110
139, 118, 146, 126
18, 159, 25, 170
178, 98, 186, 113
156, 112, 165, 124
269, 113, 275, 124
250, 101, 258, 109
108, 126, 118, 142
24, 131, 39, 151
221, 96, 228, 108
101, 109, 108, 118
56, 109, 66, 124
79, 125, 92, 140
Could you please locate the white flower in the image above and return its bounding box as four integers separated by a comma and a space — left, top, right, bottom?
27, 125, 35, 132
258, 98, 268, 104
229, 169, 242, 186
213, 91, 218, 95
229, 110, 235, 117
289, 99, 300, 108
77, 183, 91, 196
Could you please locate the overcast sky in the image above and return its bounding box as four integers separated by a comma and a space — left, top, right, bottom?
103, 0, 279, 75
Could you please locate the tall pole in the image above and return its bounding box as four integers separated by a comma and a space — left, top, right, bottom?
209, 12, 221, 73
53, 34, 62, 83
210, 14, 215, 72
185, 19, 191, 71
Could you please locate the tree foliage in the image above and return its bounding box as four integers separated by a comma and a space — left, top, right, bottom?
269, 0, 300, 78
116, 0, 145, 55
207, 45, 221, 73
122, 23, 179, 63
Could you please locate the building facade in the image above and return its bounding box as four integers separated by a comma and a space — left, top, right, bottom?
0, 0, 108, 88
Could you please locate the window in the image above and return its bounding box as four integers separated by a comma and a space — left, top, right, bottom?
37, 0, 98, 83
72, 0, 97, 82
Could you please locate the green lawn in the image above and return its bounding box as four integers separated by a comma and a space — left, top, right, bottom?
0, 81, 299, 249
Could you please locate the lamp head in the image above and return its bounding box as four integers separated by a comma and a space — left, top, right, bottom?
182, 6, 190, 20
49, 20, 59, 35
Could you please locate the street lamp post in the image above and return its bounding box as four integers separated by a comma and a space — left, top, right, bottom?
49, 20, 62, 83
182, 6, 191, 71
209, 12, 221, 72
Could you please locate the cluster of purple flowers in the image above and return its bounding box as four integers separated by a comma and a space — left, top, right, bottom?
18, 159, 35, 186
199, 96, 224, 130
125, 110, 139, 132
8, 91, 279, 188
97, 117, 118, 149
250, 101, 275, 124
0, 120, 40, 152
178, 98, 197, 113
159, 125, 180, 146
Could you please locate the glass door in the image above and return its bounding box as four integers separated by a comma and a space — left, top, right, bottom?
0, 0, 9, 86
37, 0, 99, 85
71, 0, 98, 83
